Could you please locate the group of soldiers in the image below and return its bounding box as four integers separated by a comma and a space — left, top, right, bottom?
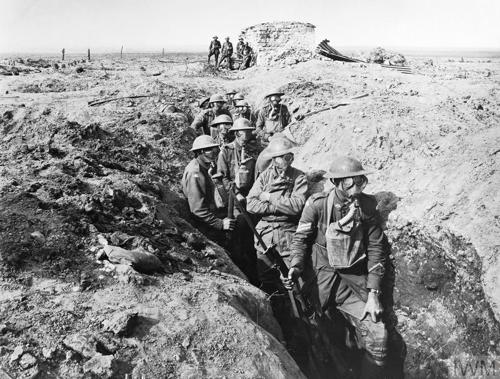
182, 90, 404, 378
208, 36, 255, 70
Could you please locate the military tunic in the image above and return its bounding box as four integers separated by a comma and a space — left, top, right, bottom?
190, 108, 232, 137
289, 189, 388, 363
255, 103, 292, 142
247, 164, 307, 292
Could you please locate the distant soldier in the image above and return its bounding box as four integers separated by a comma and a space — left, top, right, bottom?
236, 37, 245, 59
256, 91, 292, 143
191, 94, 232, 136
225, 90, 237, 107
239, 42, 254, 70
233, 100, 253, 123
208, 36, 221, 66
218, 37, 234, 69
182, 135, 235, 244
217, 118, 260, 199
210, 114, 234, 146
232, 92, 244, 105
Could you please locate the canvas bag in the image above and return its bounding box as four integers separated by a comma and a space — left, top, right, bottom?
233, 147, 253, 191
324, 191, 366, 269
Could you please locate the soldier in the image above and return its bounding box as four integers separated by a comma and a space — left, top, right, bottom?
246, 136, 309, 369
217, 117, 261, 284
233, 100, 253, 123
191, 94, 232, 136
239, 42, 254, 70
236, 37, 245, 59
210, 114, 234, 146
246, 136, 307, 294
256, 91, 292, 144
218, 37, 234, 69
225, 90, 237, 107
182, 135, 235, 245
208, 36, 221, 66
285, 156, 392, 379
217, 118, 259, 200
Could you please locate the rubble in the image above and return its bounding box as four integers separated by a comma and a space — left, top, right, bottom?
367, 47, 407, 66
241, 22, 316, 66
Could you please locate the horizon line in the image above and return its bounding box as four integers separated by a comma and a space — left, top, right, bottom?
1, 45, 500, 56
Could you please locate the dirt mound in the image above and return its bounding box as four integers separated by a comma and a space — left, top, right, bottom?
0, 62, 307, 378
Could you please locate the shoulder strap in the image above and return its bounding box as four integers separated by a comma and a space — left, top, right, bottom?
326, 190, 335, 226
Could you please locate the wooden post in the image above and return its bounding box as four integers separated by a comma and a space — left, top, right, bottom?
88, 48, 91, 61
162, 48, 165, 57
121, 46, 123, 59
62, 48, 65, 61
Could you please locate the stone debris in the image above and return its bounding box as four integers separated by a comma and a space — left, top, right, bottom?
83, 353, 114, 378
366, 47, 407, 66
241, 22, 316, 66
63, 333, 99, 358
18, 353, 37, 369
102, 310, 139, 337
9, 346, 24, 363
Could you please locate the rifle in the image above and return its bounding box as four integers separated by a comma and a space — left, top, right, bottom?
230, 188, 352, 377
226, 182, 235, 240
228, 187, 310, 318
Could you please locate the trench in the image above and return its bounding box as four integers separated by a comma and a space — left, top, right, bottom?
206, 210, 500, 378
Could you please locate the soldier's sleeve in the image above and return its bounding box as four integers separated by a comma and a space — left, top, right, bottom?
190, 110, 206, 133
283, 106, 291, 127
270, 173, 307, 216
289, 196, 320, 272
246, 172, 274, 215
255, 108, 265, 131
362, 196, 386, 290
185, 170, 224, 230
217, 148, 231, 190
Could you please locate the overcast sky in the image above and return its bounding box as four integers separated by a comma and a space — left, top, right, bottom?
1, 0, 499, 54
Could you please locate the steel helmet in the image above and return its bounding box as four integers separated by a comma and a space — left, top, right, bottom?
198, 96, 210, 108
265, 90, 284, 99
263, 136, 297, 159
210, 114, 233, 126
233, 92, 244, 101
235, 100, 249, 107
229, 118, 254, 132
190, 135, 219, 151
209, 94, 226, 103
324, 157, 373, 179
213, 36, 218, 39
225, 90, 236, 96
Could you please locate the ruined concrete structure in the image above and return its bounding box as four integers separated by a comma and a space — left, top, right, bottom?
241, 21, 316, 66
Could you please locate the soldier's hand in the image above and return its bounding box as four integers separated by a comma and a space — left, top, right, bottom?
361, 291, 383, 323
236, 193, 246, 203
259, 191, 271, 202
222, 218, 236, 231
281, 267, 300, 290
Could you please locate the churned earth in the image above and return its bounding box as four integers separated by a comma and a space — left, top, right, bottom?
0, 52, 499, 378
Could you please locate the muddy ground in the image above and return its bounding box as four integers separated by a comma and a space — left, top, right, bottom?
0, 53, 499, 378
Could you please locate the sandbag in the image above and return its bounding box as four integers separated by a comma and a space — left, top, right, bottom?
103, 245, 163, 274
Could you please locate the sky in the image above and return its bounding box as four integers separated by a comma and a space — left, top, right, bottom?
1, 0, 499, 54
